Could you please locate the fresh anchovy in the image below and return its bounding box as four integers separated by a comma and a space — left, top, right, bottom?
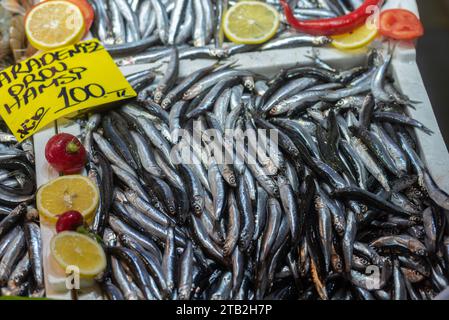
371, 235, 427, 256
236, 175, 254, 251
373, 112, 434, 135
7, 252, 29, 288
178, 241, 193, 300
279, 177, 300, 244
102, 280, 125, 300
371, 51, 395, 104
93, 133, 136, 177
261, 35, 332, 51
108, 246, 157, 300
162, 227, 176, 294
0, 228, 25, 285
109, 215, 162, 262
94, 0, 115, 45
333, 187, 413, 215
175, 0, 194, 44
119, 233, 168, 298
109, 0, 126, 44
105, 34, 160, 56
0, 203, 26, 239
130, 131, 163, 177
154, 47, 179, 103
113, 0, 140, 42
149, 0, 169, 44
350, 136, 390, 192
192, 0, 207, 47
110, 256, 139, 300
111, 165, 150, 203
24, 222, 44, 290
168, 0, 188, 45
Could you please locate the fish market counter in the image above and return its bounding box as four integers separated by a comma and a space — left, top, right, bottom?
32, 0, 449, 300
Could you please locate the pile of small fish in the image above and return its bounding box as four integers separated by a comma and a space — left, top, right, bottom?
92, 0, 338, 59
0, 125, 43, 298
83, 46, 449, 300
0, 126, 35, 210
0, 204, 44, 297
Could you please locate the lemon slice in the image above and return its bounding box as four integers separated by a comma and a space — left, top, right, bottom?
223, 1, 280, 44
331, 24, 379, 50
25, 0, 85, 51
37, 175, 99, 224
51, 231, 106, 278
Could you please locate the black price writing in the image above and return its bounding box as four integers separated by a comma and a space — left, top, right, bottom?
17, 107, 50, 139
57, 83, 106, 111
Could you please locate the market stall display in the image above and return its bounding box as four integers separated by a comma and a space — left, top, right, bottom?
1, 0, 449, 301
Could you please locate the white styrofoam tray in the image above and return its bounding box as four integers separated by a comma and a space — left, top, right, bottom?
36, 0, 447, 300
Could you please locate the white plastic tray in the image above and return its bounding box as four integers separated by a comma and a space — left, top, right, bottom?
36, 0, 447, 300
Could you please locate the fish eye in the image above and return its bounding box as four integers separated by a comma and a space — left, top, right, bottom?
417, 249, 426, 256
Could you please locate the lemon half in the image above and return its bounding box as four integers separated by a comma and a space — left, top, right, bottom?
331, 24, 379, 51
25, 0, 85, 51
37, 175, 99, 224
223, 1, 280, 45
51, 231, 106, 278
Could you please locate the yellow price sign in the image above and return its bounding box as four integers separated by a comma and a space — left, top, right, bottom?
0, 39, 136, 142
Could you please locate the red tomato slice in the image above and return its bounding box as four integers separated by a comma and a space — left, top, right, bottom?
379, 9, 424, 40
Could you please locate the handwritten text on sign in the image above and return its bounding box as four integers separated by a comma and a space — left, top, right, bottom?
0, 39, 136, 142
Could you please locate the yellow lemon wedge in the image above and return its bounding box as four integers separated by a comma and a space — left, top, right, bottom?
37, 175, 99, 224
25, 0, 85, 51
50, 231, 106, 278
223, 1, 280, 45
331, 23, 379, 51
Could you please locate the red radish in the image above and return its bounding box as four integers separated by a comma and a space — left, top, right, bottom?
45, 133, 87, 174
56, 211, 84, 233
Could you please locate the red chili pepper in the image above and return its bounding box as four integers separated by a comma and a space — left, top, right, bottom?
280, 0, 384, 36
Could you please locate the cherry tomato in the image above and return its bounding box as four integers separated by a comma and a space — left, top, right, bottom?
56, 211, 84, 233
379, 9, 424, 40
45, 133, 87, 174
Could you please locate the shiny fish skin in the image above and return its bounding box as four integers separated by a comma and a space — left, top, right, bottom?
236, 175, 254, 252
130, 131, 163, 177
154, 47, 179, 103
109, 215, 162, 262
108, 246, 156, 300
223, 192, 240, 257
149, 0, 169, 44
207, 157, 226, 222
24, 222, 44, 291
93, 133, 136, 177
72, 45, 449, 300
7, 252, 29, 288
110, 256, 139, 300
113, 0, 140, 42
168, 0, 188, 45
0, 203, 26, 239
120, 233, 169, 298
162, 227, 177, 294
279, 177, 300, 245
178, 241, 193, 300
0, 228, 25, 285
